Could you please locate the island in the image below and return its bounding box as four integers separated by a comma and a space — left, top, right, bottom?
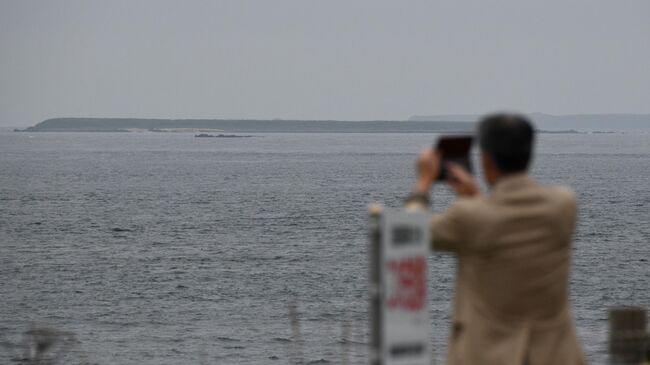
16, 115, 649, 134
195, 133, 254, 138
408, 113, 650, 131
15, 118, 476, 133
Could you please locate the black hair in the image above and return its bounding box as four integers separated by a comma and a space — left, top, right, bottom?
478, 113, 534, 173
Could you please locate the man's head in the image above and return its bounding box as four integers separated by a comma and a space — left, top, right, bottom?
478, 113, 535, 186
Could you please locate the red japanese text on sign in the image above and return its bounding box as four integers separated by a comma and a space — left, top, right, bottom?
385, 257, 426, 310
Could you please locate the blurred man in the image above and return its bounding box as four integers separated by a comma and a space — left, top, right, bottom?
406, 113, 585, 365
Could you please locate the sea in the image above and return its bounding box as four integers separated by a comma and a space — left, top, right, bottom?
1, 130, 649, 364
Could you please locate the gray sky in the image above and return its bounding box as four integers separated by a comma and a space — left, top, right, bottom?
1, 0, 649, 127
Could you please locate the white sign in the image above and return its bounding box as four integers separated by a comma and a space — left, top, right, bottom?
380, 209, 431, 365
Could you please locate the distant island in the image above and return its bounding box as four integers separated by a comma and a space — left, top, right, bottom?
15, 118, 476, 133
409, 113, 650, 130
14, 114, 648, 133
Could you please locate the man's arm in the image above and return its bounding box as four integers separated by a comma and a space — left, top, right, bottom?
430, 202, 473, 252
404, 148, 440, 210
408, 148, 482, 251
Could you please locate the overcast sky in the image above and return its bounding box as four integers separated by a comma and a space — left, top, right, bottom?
1, 0, 649, 126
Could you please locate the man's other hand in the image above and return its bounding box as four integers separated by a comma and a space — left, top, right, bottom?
446, 162, 480, 197
414, 148, 441, 194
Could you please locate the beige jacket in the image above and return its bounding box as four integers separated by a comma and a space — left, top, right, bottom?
431, 174, 585, 365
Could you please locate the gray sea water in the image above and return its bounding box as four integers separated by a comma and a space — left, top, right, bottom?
1, 131, 649, 364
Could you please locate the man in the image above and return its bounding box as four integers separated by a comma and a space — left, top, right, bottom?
407, 113, 586, 365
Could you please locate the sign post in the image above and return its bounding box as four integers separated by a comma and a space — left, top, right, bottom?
369, 205, 431, 365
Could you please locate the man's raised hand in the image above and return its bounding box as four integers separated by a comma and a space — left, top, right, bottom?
446, 162, 480, 197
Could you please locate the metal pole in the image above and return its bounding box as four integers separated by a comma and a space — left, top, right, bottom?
369, 203, 383, 365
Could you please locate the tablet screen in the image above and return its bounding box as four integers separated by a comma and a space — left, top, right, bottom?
435, 135, 473, 181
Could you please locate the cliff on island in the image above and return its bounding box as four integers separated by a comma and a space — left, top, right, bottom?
17, 118, 476, 133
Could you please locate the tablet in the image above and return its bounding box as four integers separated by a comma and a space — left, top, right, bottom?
434, 135, 473, 181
